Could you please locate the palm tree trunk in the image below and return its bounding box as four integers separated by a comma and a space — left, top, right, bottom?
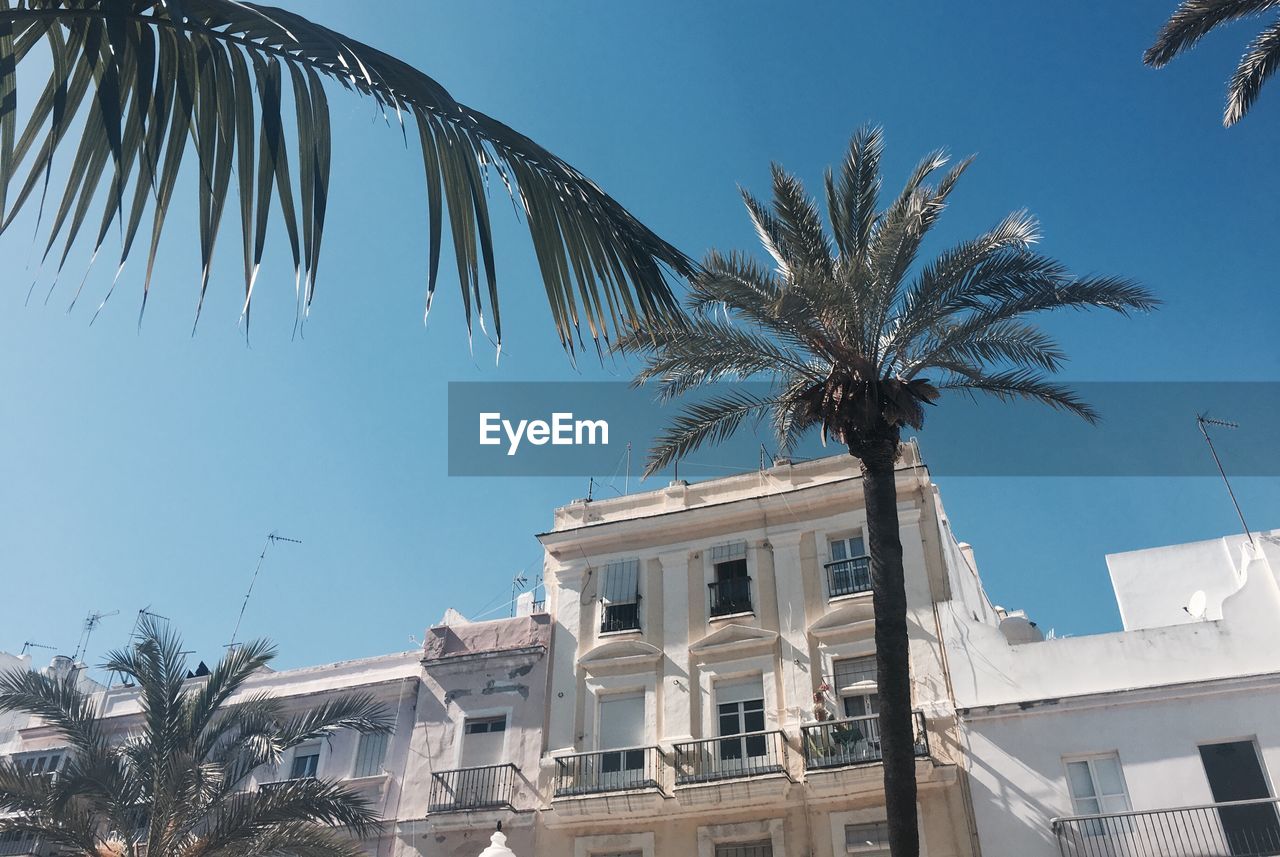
858, 439, 919, 857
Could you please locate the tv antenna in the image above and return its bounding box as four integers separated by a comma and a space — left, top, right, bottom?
106, 607, 170, 689
227, 532, 302, 650
20, 641, 55, 656
73, 609, 119, 662
1196, 414, 1253, 546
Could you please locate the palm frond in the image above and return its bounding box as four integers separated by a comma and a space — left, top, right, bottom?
939, 368, 1100, 423
1144, 0, 1280, 67
182, 637, 276, 743
627, 313, 817, 400
1226, 16, 1280, 123
272, 693, 391, 750
825, 124, 882, 261
643, 389, 781, 476
0, 667, 103, 753
768, 163, 833, 278
0, 0, 693, 350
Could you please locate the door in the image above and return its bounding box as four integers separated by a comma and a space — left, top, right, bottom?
1200, 740, 1280, 855
716, 676, 768, 775
598, 693, 646, 788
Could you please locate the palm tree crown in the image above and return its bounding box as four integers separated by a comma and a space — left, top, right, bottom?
0, 0, 694, 350
1145, 0, 1280, 126
624, 126, 1159, 473
0, 618, 391, 857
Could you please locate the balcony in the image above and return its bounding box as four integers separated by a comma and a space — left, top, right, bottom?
673, 730, 788, 785
0, 833, 41, 857
826, 556, 872, 598
801, 711, 929, 770
709, 577, 753, 617
1054, 798, 1280, 857
258, 776, 315, 794
429, 764, 518, 813
601, 601, 641, 634
554, 746, 665, 797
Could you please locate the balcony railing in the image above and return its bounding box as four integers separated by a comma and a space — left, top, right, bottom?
673, 730, 787, 785
554, 746, 665, 797
801, 711, 929, 770
259, 776, 316, 794
429, 764, 518, 813
601, 600, 641, 633
709, 577, 753, 617
0, 833, 41, 857
826, 556, 872, 598
1054, 798, 1280, 857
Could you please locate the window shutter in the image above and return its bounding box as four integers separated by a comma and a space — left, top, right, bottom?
602, 559, 640, 605
598, 693, 645, 750
353, 731, 390, 778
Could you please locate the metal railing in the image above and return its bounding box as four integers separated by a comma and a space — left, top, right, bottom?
826, 556, 872, 598
259, 776, 316, 794
673, 730, 787, 784
1053, 797, 1280, 857
801, 711, 929, 770
601, 600, 641, 633
0, 834, 41, 857
709, 577, 753, 617
554, 746, 665, 796
429, 764, 519, 812
530, 599, 546, 613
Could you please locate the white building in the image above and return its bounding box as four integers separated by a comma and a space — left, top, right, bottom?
939, 511, 1280, 857
535, 448, 976, 857
0, 608, 552, 857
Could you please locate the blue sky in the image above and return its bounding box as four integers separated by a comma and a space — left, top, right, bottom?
2, 1, 1278, 672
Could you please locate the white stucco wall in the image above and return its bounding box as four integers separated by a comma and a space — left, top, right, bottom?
936, 478, 1280, 857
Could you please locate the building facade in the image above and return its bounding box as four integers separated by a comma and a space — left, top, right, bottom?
940, 517, 1280, 857
0, 610, 552, 857
535, 448, 977, 857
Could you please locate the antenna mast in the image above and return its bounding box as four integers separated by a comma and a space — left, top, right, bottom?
73, 610, 119, 662
227, 532, 302, 650
1197, 414, 1253, 546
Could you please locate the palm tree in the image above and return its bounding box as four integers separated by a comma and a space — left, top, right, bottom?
0, 618, 392, 857
0, 0, 693, 351
620, 127, 1158, 857
1145, 0, 1280, 126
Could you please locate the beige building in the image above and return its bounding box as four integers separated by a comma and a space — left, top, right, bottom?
535, 447, 977, 857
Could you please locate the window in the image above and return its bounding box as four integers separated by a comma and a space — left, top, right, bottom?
352, 730, 390, 778
290, 745, 320, 780
598, 693, 646, 780
1066, 753, 1130, 834
17, 751, 63, 775
716, 676, 768, 765
845, 822, 889, 855
833, 656, 879, 718
827, 535, 870, 597
464, 716, 507, 735
710, 541, 751, 616
715, 843, 773, 857
601, 558, 641, 633
461, 715, 507, 768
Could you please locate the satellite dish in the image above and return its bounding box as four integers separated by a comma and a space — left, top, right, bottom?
1186, 590, 1207, 620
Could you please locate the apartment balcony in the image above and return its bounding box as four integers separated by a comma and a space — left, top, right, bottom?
429, 764, 518, 813
673, 730, 789, 785
826, 556, 872, 599
709, 577, 753, 617
801, 711, 929, 770
1053, 798, 1280, 857
554, 746, 665, 797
